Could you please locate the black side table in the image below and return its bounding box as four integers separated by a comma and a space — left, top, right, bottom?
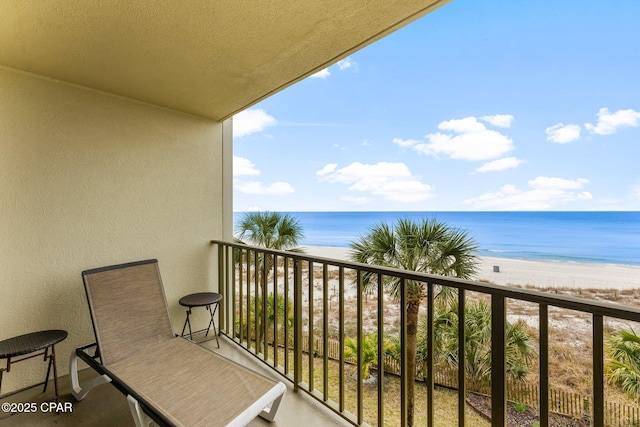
0, 330, 68, 402
179, 292, 222, 348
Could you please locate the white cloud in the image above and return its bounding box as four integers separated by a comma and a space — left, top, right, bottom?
233, 156, 260, 176
418, 132, 513, 161
337, 57, 355, 70
309, 57, 356, 80
546, 123, 581, 143
464, 176, 592, 210
316, 161, 434, 203
481, 114, 514, 128
234, 181, 295, 195
438, 117, 487, 133
392, 137, 420, 148
476, 157, 524, 173
585, 108, 640, 135
233, 109, 277, 137
316, 163, 338, 177
310, 68, 331, 79
394, 116, 515, 161
529, 176, 589, 190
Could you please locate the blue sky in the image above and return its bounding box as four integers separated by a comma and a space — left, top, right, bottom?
233, 0, 640, 212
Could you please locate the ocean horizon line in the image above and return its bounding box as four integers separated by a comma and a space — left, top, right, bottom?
302, 243, 640, 268
234, 209, 640, 213
233, 211, 640, 267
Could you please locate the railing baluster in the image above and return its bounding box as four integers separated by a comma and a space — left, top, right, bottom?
242, 250, 253, 349
400, 277, 408, 427
254, 250, 259, 354
239, 249, 244, 344
491, 294, 507, 427
294, 259, 303, 392
458, 289, 466, 427
273, 254, 279, 368
231, 247, 236, 340
339, 266, 345, 413
377, 273, 384, 427
284, 257, 290, 376
427, 283, 434, 427
218, 244, 225, 332
356, 270, 363, 424
593, 313, 604, 427
540, 304, 549, 427
309, 261, 314, 391
246, 249, 251, 346
262, 252, 268, 360
322, 263, 329, 401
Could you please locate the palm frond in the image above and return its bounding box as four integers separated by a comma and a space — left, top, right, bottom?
348, 217, 479, 302
235, 211, 304, 252
606, 327, 640, 399
424, 300, 535, 385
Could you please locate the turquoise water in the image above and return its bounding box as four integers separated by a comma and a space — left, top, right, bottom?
233, 211, 640, 266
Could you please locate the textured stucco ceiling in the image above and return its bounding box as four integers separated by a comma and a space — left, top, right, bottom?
0, 1, 451, 121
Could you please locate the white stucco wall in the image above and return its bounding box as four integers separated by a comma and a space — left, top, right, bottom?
0, 67, 224, 392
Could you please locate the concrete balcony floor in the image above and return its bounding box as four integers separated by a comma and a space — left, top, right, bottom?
1, 336, 348, 426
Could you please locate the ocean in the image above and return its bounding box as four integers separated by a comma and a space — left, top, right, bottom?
233, 211, 640, 266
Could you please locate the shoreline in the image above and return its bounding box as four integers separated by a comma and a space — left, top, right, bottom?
303, 245, 640, 290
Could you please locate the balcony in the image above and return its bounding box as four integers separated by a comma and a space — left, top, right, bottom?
3, 241, 640, 426
8, 2, 636, 426
209, 240, 640, 427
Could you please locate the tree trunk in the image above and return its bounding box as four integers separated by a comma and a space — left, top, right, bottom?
407, 299, 420, 427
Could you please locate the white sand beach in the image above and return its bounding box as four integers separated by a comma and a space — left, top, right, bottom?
303, 245, 640, 290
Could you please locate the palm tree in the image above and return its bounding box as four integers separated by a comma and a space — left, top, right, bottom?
606, 328, 640, 399
345, 333, 380, 383
350, 218, 478, 426
428, 300, 535, 391
243, 294, 294, 345
236, 211, 304, 353
236, 211, 304, 251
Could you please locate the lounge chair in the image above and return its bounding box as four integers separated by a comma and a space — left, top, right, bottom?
69, 259, 285, 426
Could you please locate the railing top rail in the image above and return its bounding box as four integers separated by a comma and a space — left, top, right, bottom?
211, 239, 640, 322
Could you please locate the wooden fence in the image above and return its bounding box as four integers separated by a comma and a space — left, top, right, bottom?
300, 334, 640, 426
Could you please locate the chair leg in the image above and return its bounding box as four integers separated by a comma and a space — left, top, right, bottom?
204, 305, 214, 337
69, 351, 111, 401
260, 391, 284, 422
51, 345, 60, 402
43, 348, 52, 393
181, 308, 193, 340
206, 303, 220, 348
211, 303, 220, 337
127, 395, 153, 427
42, 345, 60, 401
258, 383, 287, 423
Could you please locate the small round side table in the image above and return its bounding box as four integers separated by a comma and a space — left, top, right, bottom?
0, 330, 68, 402
179, 292, 222, 348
